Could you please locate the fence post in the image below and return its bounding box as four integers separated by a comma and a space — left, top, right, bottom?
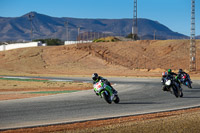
3, 45, 6, 51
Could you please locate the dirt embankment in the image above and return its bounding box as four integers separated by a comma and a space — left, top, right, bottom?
0, 40, 199, 77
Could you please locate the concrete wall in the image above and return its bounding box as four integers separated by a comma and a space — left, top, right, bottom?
0, 42, 46, 51
64, 40, 92, 45
0, 45, 6, 51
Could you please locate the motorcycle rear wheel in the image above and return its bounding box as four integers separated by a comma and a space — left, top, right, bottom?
114, 95, 120, 104
103, 92, 112, 104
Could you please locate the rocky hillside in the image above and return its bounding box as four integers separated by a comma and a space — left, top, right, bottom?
0, 40, 199, 77
0, 12, 188, 41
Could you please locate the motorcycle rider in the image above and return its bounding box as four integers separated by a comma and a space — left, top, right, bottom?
162, 69, 181, 91
177, 69, 192, 82
161, 72, 168, 91
161, 72, 168, 84
167, 69, 177, 77
177, 69, 187, 77
168, 69, 183, 91
177, 69, 192, 88
92, 73, 118, 95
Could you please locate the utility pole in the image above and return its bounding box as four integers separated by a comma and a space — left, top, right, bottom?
132, 0, 139, 40
190, 0, 196, 71
65, 21, 69, 41
154, 30, 156, 40
77, 26, 80, 41
28, 12, 34, 41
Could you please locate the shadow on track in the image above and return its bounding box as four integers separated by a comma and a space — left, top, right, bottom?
184, 89, 200, 93
182, 96, 200, 98
118, 102, 159, 105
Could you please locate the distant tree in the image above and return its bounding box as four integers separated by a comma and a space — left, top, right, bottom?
126, 33, 133, 39
34, 39, 45, 43
33, 39, 64, 46
126, 33, 140, 40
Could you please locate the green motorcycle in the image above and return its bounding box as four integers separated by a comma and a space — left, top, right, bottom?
94, 80, 120, 104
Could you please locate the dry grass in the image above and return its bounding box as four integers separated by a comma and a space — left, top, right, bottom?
66, 110, 200, 133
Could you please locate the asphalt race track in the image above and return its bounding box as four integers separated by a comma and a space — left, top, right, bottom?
0, 76, 200, 130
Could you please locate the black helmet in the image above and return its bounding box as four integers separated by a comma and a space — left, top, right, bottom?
92, 73, 99, 81
179, 69, 183, 73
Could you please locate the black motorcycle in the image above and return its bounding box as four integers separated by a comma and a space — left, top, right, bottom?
180, 74, 192, 88
162, 76, 183, 98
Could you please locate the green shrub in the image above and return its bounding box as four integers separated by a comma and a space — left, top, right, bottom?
93, 36, 119, 43
33, 39, 64, 46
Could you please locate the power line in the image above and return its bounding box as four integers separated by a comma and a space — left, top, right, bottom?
132, 0, 139, 40
28, 12, 34, 41
190, 0, 196, 71
64, 21, 69, 41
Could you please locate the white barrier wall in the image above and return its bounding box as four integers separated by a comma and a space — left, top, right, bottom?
0, 45, 6, 51
64, 40, 92, 45
0, 42, 46, 51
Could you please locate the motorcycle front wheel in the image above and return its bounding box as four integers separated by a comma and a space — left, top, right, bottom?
172, 85, 180, 98
188, 81, 192, 88
180, 91, 183, 97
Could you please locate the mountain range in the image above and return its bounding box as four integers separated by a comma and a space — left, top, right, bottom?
0, 12, 189, 41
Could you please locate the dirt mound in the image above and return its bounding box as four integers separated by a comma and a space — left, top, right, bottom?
0, 40, 199, 77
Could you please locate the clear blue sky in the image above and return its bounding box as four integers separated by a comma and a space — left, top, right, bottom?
1, 0, 200, 36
